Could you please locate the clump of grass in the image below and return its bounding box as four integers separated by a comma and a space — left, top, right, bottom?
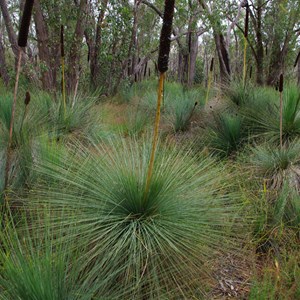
0, 212, 92, 299
249, 250, 300, 300
242, 85, 300, 144
224, 79, 252, 106
122, 107, 150, 137
173, 99, 198, 132
0, 91, 45, 194
47, 95, 101, 142
27, 138, 245, 299
247, 142, 300, 250
4, 0, 34, 198
142, 84, 203, 132
206, 112, 247, 157
249, 141, 300, 191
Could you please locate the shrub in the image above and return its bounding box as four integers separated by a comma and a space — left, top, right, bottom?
142, 83, 203, 132
0, 212, 92, 299
249, 141, 300, 191
242, 85, 300, 144
206, 112, 247, 157
247, 142, 300, 250
0, 91, 45, 194
27, 138, 245, 299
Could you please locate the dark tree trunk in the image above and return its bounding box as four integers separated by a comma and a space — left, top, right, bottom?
198, 0, 230, 84
214, 32, 231, 83
255, 0, 264, 85
266, 36, 290, 86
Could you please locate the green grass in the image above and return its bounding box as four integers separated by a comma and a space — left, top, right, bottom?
142, 82, 204, 132
25, 137, 246, 299
0, 211, 93, 300
206, 112, 247, 157
249, 250, 300, 300
242, 85, 300, 144
249, 141, 300, 191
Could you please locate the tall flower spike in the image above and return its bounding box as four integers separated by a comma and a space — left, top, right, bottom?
18, 0, 35, 47
157, 0, 176, 73
279, 74, 284, 92
24, 91, 31, 106
60, 25, 65, 58
210, 57, 214, 72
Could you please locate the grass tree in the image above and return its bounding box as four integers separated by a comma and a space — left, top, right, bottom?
3, 0, 34, 198
26, 138, 246, 298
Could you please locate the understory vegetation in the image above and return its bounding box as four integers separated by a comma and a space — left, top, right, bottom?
0, 80, 300, 299
1, 0, 300, 298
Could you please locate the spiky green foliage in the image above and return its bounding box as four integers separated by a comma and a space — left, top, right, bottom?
27, 138, 245, 299
243, 85, 300, 143
122, 107, 150, 137
117, 80, 157, 104
273, 184, 300, 228
0, 91, 45, 193
225, 79, 252, 106
250, 141, 300, 191
171, 91, 200, 132
142, 83, 203, 132
0, 213, 92, 300
207, 112, 247, 157
47, 95, 101, 142
249, 271, 277, 300
247, 142, 300, 245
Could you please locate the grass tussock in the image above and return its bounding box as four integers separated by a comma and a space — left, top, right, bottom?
25, 138, 246, 299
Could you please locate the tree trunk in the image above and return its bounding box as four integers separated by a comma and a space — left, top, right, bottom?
188, 33, 198, 86
0, 0, 19, 57
177, 50, 184, 83
198, 0, 231, 84
255, 0, 264, 85
214, 32, 231, 83
128, 0, 139, 81
67, 0, 88, 94
34, 0, 55, 91
90, 0, 109, 87
266, 35, 290, 86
